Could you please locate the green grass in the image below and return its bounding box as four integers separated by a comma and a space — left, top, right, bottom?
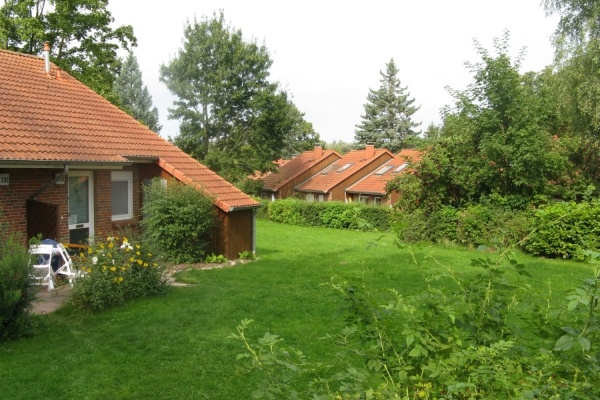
0, 220, 596, 399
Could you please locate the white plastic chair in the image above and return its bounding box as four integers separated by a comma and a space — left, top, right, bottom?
29, 241, 81, 289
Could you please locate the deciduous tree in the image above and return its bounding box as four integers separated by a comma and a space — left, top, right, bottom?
160, 11, 317, 182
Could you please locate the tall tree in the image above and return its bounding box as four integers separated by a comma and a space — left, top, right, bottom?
0, 0, 136, 102
113, 51, 161, 133
389, 34, 570, 211
354, 58, 420, 152
160, 11, 317, 182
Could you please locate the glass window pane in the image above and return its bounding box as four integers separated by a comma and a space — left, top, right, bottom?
112, 180, 129, 216
68, 176, 89, 224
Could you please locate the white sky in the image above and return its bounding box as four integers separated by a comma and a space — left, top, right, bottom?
109, 0, 559, 143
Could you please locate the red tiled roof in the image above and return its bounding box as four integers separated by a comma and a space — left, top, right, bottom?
295, 147, 394, 193
346, 149, 424, 195
262, 148, 340, 191
0, 49, 258, 212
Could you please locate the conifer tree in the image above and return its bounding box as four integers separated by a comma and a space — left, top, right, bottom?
113, 52, 161, 133
355, 58, 420, 152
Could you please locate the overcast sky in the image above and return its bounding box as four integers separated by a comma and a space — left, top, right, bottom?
108, 1, 559, 143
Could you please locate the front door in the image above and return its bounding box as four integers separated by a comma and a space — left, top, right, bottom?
68, 171, 94, 244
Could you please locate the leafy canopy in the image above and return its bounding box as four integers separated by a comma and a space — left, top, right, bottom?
160, 11, 319, 183
389, 33, 570, 212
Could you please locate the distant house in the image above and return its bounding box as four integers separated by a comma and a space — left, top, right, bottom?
346, 149, 424, 205
294, 144, 394, 202
0, 46, 259, 259
261, 145, 341, 201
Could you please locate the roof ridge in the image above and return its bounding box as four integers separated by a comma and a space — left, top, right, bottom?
0, 48, 45, 60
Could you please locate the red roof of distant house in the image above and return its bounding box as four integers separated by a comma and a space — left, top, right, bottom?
262, 146, 340, 191
346, 149, 424, 195
295, 146, 393, 193
0, 49, 258, 212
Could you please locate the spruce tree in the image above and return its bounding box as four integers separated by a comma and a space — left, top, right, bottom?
355, 58, 420, 152
113, 52, 161, 133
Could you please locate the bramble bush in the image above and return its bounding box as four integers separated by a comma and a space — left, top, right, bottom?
141, 179, 216, 263
231, 249, 600, 399
70, 236, 167, 311
524, 200, 600, 259
0, 231, 36, 342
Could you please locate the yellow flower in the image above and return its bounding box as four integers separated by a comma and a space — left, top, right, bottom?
118, 276, 123, 283
129, 257, 135, 262
143, 263, 149, 268
121, 267, 126, 271
110, 266, 116, 272
135, 244, 141, 249
152, 263, 158, 267
147, 253, 152, 257
137, 259, 143, 265
136, 251, 141, 256
87, 247, 92, 254
102, 266, 107, 272
108, 242, 114, 249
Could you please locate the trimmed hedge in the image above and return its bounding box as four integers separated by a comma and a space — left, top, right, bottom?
266, 199, 392, 231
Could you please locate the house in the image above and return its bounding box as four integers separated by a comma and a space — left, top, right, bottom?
0, 46, 259, 259
294, 144, 394, 202
346, 149, 424, 205
261, 145, 341, 200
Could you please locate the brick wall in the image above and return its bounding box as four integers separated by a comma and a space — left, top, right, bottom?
0, 168, 68, 244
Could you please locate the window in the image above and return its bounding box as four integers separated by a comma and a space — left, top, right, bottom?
393, 163, 409, 173
112, 171, 133, 220
375, 165, 394, 175
305, 193, 315, 202
373, 197, 382, 205
320, 164, 337, 175
359, 195, 369, 204
337, 163, 354, 172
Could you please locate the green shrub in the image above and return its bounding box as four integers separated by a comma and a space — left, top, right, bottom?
71, 235, 167, 311
0, 234, 37, 342
394, 204, 534, 248
141, 179, 216, 263
524, 201, 600, 259
256, 198, 270, 219
267, 199, 392, 231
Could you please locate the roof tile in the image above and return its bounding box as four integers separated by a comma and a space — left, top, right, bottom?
0, 49, 258, 211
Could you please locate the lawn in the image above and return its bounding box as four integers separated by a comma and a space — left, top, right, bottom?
0, 220, 595, 399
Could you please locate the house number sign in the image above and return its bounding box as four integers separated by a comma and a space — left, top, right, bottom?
0, 174, 8, 186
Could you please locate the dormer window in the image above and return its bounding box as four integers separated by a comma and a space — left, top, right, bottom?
375, 165, 394, 175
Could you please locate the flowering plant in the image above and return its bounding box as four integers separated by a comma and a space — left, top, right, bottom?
71, 235, 167, 311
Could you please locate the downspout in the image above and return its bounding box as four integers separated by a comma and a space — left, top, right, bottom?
252, 208, 257, 255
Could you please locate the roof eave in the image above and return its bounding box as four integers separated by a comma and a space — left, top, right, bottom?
0, 160, 133, 169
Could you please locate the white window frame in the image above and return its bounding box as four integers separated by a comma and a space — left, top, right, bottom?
111, 171, 133, 221
359, 195, 369, 204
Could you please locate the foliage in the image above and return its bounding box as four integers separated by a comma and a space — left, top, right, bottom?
354, 58, 421, 152
70, 235, 167, 311
0, 0, 136, 103
267, 199, 392, 231
236, 177, 264, 197
394, 203, 534, 248
112, 51, 161, 132
388, 33, 571, 213
0, 230, 36, 342
238, 250, 255, 260
140, 179, 216, 263
524, 200, 600, 259
205, 253, 228, 264
160, 11, 317, 182
232, 247, 600, 399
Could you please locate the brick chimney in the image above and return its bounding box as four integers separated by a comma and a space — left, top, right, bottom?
365, 143, 375, 158
314, 144, 323, 158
